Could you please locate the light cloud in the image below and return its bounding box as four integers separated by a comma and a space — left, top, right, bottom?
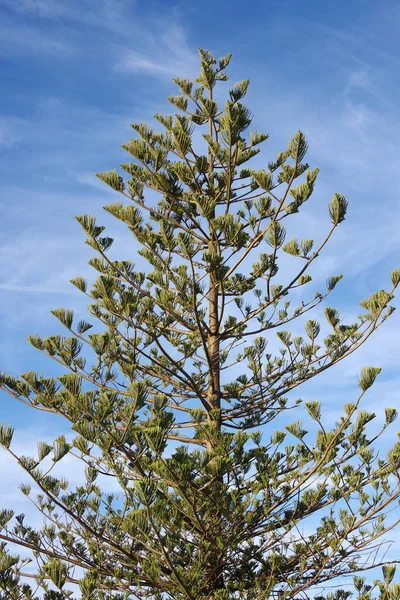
117, 54, 174, 75
3, 0, 57, 16
0, 283, 75, 293
0, 118, 19, 149
0, 14, 74, 57
115, 22, 198, 78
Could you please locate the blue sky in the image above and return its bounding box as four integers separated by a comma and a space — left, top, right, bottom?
1, 0, 400, 590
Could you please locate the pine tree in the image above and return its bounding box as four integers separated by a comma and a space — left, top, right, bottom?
1, 49, 400, 600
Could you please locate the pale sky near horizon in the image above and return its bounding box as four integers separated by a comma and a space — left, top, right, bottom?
1, 0, 400, 593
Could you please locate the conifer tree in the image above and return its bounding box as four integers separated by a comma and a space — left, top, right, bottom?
1, 49, 400, 600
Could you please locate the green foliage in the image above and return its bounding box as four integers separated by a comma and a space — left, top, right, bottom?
0, 425, 14, 449
329, 193, 348, 224
358, 366, 382, 391
96, 169, 124, 192
390, 269, 400, 288
0, 48, 399, 600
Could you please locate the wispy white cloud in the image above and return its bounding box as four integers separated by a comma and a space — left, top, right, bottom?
115, 22, 198, 78
0, 283, 74, 293
0, 118, 19, 148
0, 0, 196, 78
0, 13, 74, 57
245, 25, 400, 296
1, 0, 129, 22
343, 67, 391, 107
2, 0, 57, 16
117, 54, 174, 75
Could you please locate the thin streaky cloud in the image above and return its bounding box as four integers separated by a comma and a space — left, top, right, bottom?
0, 119, 18, 149
0, 283, 76, 294
117, 54, 174, 75
115, 23, 198, 78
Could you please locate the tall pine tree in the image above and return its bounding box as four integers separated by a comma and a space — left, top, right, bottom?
1, 49, 400, 600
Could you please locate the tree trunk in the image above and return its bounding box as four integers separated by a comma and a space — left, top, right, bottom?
205, 83, 225, 596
